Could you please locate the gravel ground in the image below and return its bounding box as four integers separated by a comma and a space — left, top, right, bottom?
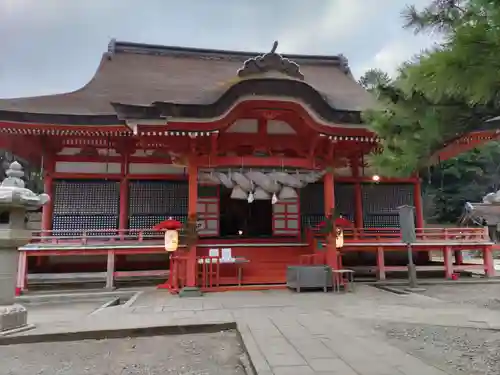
421, 284, 500, 310
1, 330, 247, 375
374, 321, 500, 375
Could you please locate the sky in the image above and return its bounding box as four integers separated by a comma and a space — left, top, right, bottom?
0, 0, 437, 99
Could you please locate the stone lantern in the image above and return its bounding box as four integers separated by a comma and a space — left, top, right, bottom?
0, 161, 49, 332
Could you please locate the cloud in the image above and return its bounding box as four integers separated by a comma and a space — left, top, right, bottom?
353, 33, 438, 78
0, 0, 437, 98
277, 0, 368, 53
277, 0, 437, 78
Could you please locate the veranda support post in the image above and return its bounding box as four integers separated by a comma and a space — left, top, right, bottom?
180, 159, 202, 297
484, 245, 495, 277
323, 171, 339, 270
40, 156, 54, 236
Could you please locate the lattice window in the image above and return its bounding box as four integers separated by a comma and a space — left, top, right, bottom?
361, 183, 415, 228
273, 198, 300, 236
52, 180, 120, 235
197, 185, 219, 237
52, 215, 118, 237
53, 180, 119, 215
128, 181, 188, 215
299, 182, 355, 228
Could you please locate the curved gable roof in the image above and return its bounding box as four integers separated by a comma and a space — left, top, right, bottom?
0, 40, 375, 119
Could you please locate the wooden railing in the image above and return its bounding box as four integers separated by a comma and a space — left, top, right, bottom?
312, 227, 490, 243
29, 226, 490, 246
197, 256, 221, 289
31, 229, 176, 245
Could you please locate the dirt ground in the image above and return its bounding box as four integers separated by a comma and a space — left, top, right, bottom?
1, 330, 247, 375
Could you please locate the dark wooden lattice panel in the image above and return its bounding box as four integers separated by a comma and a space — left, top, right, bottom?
363, 214, 401, 228
52, 215, 118, 236
129, 181, 188, 215
300, 182, 355, 228
300, 183, 324, 215
335, 183, 355, 217
128, 214, 187, 238
301, 214, 324, 229
53, 180, 119, 215
362, 183, 415, 228
128, 215, 187, 230
362, 183, 414, 214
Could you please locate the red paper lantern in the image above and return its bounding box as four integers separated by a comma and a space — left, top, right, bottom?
153, 218, 183, 252
153, 218, 182, 231
335, 217, 353, 228
316, 217, 353, 230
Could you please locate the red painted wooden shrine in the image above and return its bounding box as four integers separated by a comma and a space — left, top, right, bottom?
0, 40, 497, 293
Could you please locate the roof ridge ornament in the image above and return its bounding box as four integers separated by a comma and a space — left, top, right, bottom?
237, 41, 304, 80
107, 38, 117, 60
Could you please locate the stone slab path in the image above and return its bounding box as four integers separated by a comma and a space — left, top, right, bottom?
9, 286, 493, 374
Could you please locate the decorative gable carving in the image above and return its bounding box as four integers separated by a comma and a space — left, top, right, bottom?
237, 41, 304, 80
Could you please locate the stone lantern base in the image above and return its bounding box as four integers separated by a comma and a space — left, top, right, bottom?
0, 161, 51, 334
0, 304, 27, 332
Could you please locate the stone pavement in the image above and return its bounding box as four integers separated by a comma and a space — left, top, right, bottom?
8, 286, 495, 374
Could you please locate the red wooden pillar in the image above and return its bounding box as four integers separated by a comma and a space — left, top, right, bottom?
41, 156, 54, 236
354, 184, 363, 230
118, 155, 129, 239
324, 171, 335, 213
118, 181, 128, 235
414, 178, 429, 264
443, 246, 453, 279
186, 160, 198, 287
323, 171, 339, 269
351, 158, 363, 230
376, 246, 386, 281
484, 245, 495, 277
413, 179, 424, 229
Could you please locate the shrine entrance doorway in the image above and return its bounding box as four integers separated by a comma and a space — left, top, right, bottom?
219, 187, 273, 238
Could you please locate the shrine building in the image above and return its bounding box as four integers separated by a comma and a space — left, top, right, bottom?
0, 40, 495, 293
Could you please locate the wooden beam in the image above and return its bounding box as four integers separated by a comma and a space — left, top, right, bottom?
195, 155, 320, 169
308, 135, 320, 158
210, 133, 219, 157
336, 176, 419, 183
54, 154, 174, 164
